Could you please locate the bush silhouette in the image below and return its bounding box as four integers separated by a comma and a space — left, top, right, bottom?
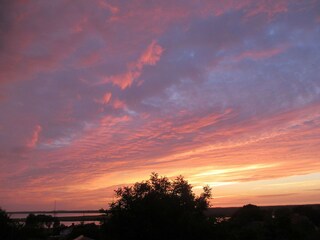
0, 208, 13, 240
0, 208, 22, 240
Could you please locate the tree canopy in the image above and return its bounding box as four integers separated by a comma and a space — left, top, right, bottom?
0, 208, 12, 240
25, 213, 59, 229
103, 172, 213, 240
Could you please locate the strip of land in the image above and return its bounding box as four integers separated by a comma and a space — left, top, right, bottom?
9, 204, 320, 222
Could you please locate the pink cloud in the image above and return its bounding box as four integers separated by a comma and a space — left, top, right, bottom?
72, 16, 88, 33
244, 0, 289, 19
233, 45, 289, 61
97, 0, 119, 14
95, 92, 112, 105
99, 41, 164, 89
77, 51, 101, 68
173, 109, 233, 134
27, 125, 42, 148
102, 92, 112, 104
112, 99, 127, 109
107, 72, 139, 90
137, 40, 164, 67
1, 0, 320, 211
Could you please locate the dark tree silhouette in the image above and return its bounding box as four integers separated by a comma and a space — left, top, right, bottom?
21, 213, 61, 239
231, 204, 266, 224
25, 213, 57, 229
227, 204, 271, 240
0, 208, 13, 240
102, 173, 213, 240
0, 208, 22, 240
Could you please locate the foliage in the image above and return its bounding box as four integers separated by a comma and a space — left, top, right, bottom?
0, 208, 23, 240
0, 208, 13, 240
66, 223, 101, 240
103, 172, 213, 240
18, 213, 60, 239
2, 176, 320, 240
218, 204, 320, 240
25, 213, 59, 229
231, 204, 267, 224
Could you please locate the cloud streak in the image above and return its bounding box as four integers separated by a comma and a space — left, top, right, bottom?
27, 125, 42, 148
99, 41, 164, 89
0, 0, 320, 210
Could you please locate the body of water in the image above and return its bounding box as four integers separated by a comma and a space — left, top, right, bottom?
9, 211, 103, 226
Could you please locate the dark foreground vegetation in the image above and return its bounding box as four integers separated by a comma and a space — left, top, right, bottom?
1, 173, 320, 240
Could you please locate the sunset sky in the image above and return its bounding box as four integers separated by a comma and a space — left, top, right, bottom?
1, 0, 320, 211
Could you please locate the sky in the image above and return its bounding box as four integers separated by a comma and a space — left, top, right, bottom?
0, 0, 320, 211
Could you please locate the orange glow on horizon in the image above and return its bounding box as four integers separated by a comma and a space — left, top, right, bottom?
1, 0, 320, 211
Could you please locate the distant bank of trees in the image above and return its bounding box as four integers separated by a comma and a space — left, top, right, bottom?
1, 173, 320, 240
0, 208, 62, 239
0, 208, 15, 240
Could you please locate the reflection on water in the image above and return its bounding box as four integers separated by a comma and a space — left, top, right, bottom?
10, 212, 99, 218
9, 212, 103, 226
59, 221, 100, 226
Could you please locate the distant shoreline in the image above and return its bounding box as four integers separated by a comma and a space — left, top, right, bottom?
8, 203, 320, 222
8, 203, 320, 215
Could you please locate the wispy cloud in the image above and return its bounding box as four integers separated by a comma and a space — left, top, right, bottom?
98, 41, 164, 89
27, 125, 42, 148
0, 0, 320, 210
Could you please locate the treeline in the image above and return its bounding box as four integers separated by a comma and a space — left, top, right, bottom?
1, 173, 320, 240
